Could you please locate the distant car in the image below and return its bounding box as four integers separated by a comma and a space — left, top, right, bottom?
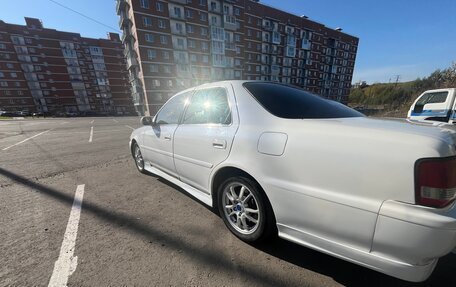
17, 111, 30, 116
32, 112, 44, 117
1, 111, 19, 117
129, 81, 456, 282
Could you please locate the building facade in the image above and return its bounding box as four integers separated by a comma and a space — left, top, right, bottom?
0, 17, 134, 115
118, 0, 359, 116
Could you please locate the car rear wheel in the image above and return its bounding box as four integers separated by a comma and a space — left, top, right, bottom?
133, 143, 147, 174
217, 177, 276, 242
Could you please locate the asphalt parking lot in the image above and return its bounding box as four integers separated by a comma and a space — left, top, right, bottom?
1, 117, 455, 287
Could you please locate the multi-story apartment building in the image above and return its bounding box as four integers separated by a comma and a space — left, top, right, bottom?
117, 0, 359, 116
0, 17, 134, 115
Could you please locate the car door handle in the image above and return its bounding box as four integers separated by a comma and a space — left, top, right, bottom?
164, 135, 172, 140
212, 139, 226, 149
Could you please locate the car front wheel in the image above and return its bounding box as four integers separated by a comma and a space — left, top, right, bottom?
133, 143, 147, 174
217, 177, 276, 242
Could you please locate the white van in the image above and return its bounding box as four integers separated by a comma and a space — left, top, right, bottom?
407, 88, 456, 124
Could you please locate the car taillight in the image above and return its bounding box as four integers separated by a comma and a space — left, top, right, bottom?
415, 156, 456, 208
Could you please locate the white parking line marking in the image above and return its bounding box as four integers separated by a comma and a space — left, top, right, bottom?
90, 120, 94, 124
112, 119, 119, 123
2, 129, 51, 151
125, 125, 135, 130
88, 126, 93, 143
60, 122, 68, 125
48, 184, 85, 287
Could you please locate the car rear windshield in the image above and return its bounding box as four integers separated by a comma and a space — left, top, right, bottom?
243, 82, 364, 119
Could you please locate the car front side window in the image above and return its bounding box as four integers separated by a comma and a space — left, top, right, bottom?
183, 87, 231, 125
155, 92, 191, 124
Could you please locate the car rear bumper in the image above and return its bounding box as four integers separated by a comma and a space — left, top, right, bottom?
371, 200, 456, 269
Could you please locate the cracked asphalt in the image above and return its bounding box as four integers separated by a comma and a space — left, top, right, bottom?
1, 117, 455, 287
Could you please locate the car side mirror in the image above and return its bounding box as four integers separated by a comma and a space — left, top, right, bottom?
140, 116, 154, 126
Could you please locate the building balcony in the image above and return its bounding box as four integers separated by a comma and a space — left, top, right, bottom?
171, 28, 186, 36
170, 13, 185, 20
173, 43, 187, 50
225, 42, 236, 50
169, 0, 187, 4
126, 56, 138, 70
119, 16, 131, 28
261, 46, 270, 54
116, 0, 128, 15
174, 58, 189, 64
209, 6, 221, 13
271, 65, 280, 75
301, 39, 311, 50
224, 15, 237, 30
263, 24, 273, 31
121, 31, 134, 44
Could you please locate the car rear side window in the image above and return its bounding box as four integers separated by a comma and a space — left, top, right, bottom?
243, 82, 363, 119
155, 92, 191, 124
183, 87, 231, 125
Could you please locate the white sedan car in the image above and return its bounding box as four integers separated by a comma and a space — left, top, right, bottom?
129, 81, 456, 282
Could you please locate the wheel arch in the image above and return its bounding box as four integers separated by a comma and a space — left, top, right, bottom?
130, 139, 138, 157
211, 166, 274, 213
211, 165, 278, 238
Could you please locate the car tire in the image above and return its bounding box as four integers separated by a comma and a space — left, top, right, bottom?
132, 143, 147, 174
217, 176, 276, 242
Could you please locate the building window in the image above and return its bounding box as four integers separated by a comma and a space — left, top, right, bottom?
186, 9, 193, 18
156, 2, 164, 11
153, 79, 161, 87
211, 16, 217, 25
145, 33, 154, 42
6, 63, 13, 69
186, 25, 194, 33
147, 49, 156, 59
150, 65, 158, 72
188, 39, 196, 48
163, 66, 171, 73
174, 7, 182, 18
143, 17, 152, 27
234, 7, 240, 16
234, 34, 240, 42
160, 35, 168, 44
163, 51, 170, 60
1, 81, 9, 87
0, 44, 5, 49
177, 38, 184, 48
190, 54, 197, 62
199, 0, 206, 6
10, 72, 17, 78
201, 27, 208, 36
175, 23, 183, 32
200, 13, 207, 22
202, 55, 209, 63
140, 0, 149, 9
158, 19, 166, 28
201, 42, 208, 51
